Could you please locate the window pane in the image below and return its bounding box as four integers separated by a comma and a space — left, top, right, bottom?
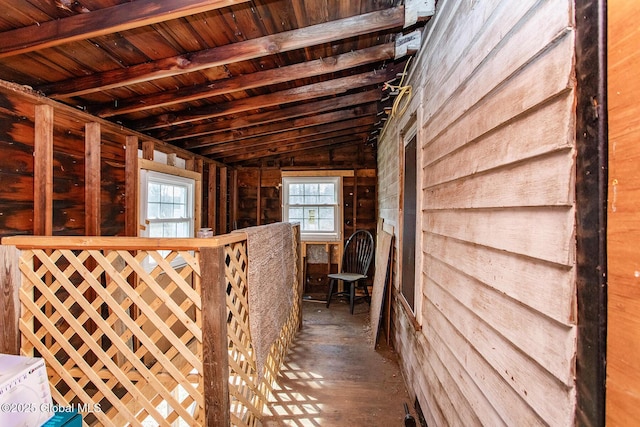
290, 195, 304, 205
318, 207, 334, 220
177, 221, 191, 237
149, 222, 163, 238
160, 203, 173, 218
303, 217, 318, 231
304, 207, 318, 226
173, 203, 186, 218
163, 222, 177, 238
319, 219, 334, 231
174, 186, 187, 204
161, 184, 174, 203
289, 184, 303, 195
319, 183, 336, 203
149, 183, 161, 202
148, 202, 160, 219
288, 207, 303, 220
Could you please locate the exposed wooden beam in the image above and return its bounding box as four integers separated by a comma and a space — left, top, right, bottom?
204, 124, 375, 160
37, 7, 404, 98
135, 70, 392, 130
85, 122, 101, 236
219, 134, 368, 164
92, 43, 394, 117
34, 104, 54, 236
0, 0, 252, 58
183, 103, 379, 149
151, 89, 382, 141
198, 117, 377, 156
125, 136, 139, 237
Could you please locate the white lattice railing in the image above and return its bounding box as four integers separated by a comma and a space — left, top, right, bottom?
0, 223, 301, 427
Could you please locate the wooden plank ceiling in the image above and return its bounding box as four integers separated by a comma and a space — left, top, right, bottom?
0, 0, 427, 166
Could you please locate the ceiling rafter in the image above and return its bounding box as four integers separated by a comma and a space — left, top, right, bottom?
91, 43, 395, 117
0, 0, 252, 58
182, 103, 379, 149
36, 6, 405, 98
219, 133, 369, 164
133, 69, 396, 131
197, 119, 377, 158
150, 89, 382, 142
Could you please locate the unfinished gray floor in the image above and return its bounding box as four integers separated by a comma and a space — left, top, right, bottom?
262, 299, 413, 426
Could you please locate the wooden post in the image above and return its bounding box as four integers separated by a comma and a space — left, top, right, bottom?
125, 136, 139, 237
208, 165, 218, 234
34, 104, 53, 236
219, 167, 228, 234
230, 169, 238, 230
200, 246, 231, 427
0, 245, 21, 355
142, 140, 154, 160
85, 122, 101, 236
257, 168, 262, 225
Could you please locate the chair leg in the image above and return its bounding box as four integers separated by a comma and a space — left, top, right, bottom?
349, 281, 356, 314
326, 278, 336, 308
363, 281, 371, 304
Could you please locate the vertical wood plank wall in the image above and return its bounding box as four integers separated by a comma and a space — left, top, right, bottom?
0, 81, 228, 238
377, 0, 578, 424
606, 0, 640, 423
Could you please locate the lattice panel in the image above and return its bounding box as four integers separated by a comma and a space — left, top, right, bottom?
18, 248, 204, 427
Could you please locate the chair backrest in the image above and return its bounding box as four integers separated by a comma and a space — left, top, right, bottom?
341, 230, 375, 276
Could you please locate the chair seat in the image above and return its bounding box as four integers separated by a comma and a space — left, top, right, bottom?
328, 273, 367, 282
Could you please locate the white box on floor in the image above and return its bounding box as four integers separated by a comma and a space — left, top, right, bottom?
0, 354, 53, 427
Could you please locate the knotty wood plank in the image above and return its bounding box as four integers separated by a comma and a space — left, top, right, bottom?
34, 104, 53, 236
93, 43, 394, 117
0, 245, 21, 354
38, 7, 405, 98
0, 0, 252, 58
85, 122, 101, 236
200, 246, 231, 427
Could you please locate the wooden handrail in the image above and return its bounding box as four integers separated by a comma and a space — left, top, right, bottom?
1, 232, 247, 250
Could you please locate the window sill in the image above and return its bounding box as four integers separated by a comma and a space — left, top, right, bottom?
396, 288, 422, 332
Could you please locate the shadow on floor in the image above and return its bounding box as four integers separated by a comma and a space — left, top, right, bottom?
262, 300, 413, 426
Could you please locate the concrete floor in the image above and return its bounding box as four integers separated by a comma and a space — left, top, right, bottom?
262, 299, 414, 426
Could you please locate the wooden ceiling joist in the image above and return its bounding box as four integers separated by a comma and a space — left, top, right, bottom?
151, 89, 382, 142
36, 6, 405, 98
183, 103, 379, 149
91, 43, 395, 117
0, 0, 252, 58
198, 116, 377, 156
134, 69, 394, 131
219, 133, 369, 164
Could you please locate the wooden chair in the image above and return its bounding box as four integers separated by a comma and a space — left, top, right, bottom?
326, 230, 375, 314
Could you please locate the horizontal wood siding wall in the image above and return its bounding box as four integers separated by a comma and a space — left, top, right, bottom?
378, 0, 578, 425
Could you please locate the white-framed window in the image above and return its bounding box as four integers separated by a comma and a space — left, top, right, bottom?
139, 168, 196, 269
282, 176, 341, 241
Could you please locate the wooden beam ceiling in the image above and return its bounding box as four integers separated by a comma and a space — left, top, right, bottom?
132, 69, 395, 131
150, 90, 383, 142
0, 0, 252, 58
0, 0, 419, 166
91, 43, 395, 117
37, 6, 405, 98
